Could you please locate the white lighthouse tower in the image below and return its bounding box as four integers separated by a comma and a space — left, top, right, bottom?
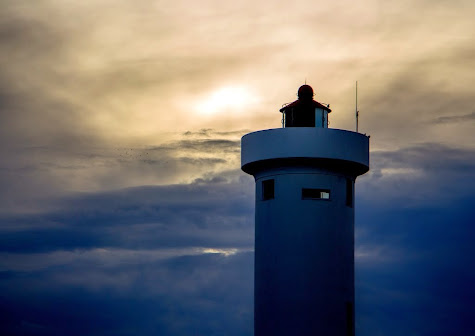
241, 85, 369, 336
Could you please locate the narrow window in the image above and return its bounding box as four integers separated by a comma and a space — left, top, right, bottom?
346, 302, 354, 336
346, 178, 353, 207
302, 188, 330, 200
262, 179, 274, 200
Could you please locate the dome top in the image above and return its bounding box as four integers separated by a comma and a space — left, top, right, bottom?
279, 84, 331, 113
297, 84, 314, 100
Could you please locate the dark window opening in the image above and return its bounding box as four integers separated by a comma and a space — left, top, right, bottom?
284, 106, 315, 127
346, 301, 354, 336
302, 188, 330, 200
262, 179, 274, 201
346, 178, 353, 207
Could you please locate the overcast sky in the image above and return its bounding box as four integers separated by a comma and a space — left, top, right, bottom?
0, 0, 474, 335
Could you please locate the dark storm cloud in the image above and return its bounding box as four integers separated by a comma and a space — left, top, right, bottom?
355, 195, 475, 335
1, 139, 473, 335
0, 168, 254, 334
355, 143, 475, 335
0, 172, 254, 253
0, 251, 254, 336
372, 143, 475, 173
2, 138, 473, 335
356, 143, 475, 213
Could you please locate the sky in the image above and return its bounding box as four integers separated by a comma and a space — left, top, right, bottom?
0, 0, 474, 335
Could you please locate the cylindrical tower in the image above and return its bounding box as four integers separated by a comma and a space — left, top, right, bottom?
241, 85, 369, 336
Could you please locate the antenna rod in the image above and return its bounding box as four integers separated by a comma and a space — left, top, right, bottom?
355, 81, 359, 133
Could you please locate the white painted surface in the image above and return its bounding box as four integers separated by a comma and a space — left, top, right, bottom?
253, 169, 354, 335
241, 127, 369, 171
241, 126, 369, 336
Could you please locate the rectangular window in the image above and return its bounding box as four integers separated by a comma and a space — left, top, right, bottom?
346, 302, 354, 336
346, 178, 353, 207
302, 188, 330, 200
262, 179, 274, 200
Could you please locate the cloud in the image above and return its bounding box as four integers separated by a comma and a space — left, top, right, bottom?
1, 138, 473, 335
0, 0, 279, 151
430, 111, 475, 124
1, 0, 475, 335
0, 130, 243, 214
0, 172, 255, 253
355, 143, 475, 335
150, 138, 240, 153
0, 169, 255, 334
0, 251, 254, 336
358, 143, 475, 206
182, 128, 251, 138
355, 196, 475, 336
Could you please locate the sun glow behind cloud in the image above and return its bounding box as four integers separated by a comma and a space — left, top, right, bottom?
195, 86, 260, 116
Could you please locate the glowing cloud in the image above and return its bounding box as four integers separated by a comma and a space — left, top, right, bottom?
195, 86, 259, 116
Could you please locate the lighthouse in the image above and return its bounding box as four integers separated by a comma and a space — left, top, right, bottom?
241, 85, 369, 336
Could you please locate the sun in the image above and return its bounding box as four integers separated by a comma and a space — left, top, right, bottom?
195, 86, 258, 115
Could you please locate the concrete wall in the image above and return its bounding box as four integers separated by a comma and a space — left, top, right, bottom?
241, 127, 369, 176
254, 167, 355, 336
241, 127, 369, 336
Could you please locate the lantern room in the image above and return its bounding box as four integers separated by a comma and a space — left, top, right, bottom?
279, 84, 331, 128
